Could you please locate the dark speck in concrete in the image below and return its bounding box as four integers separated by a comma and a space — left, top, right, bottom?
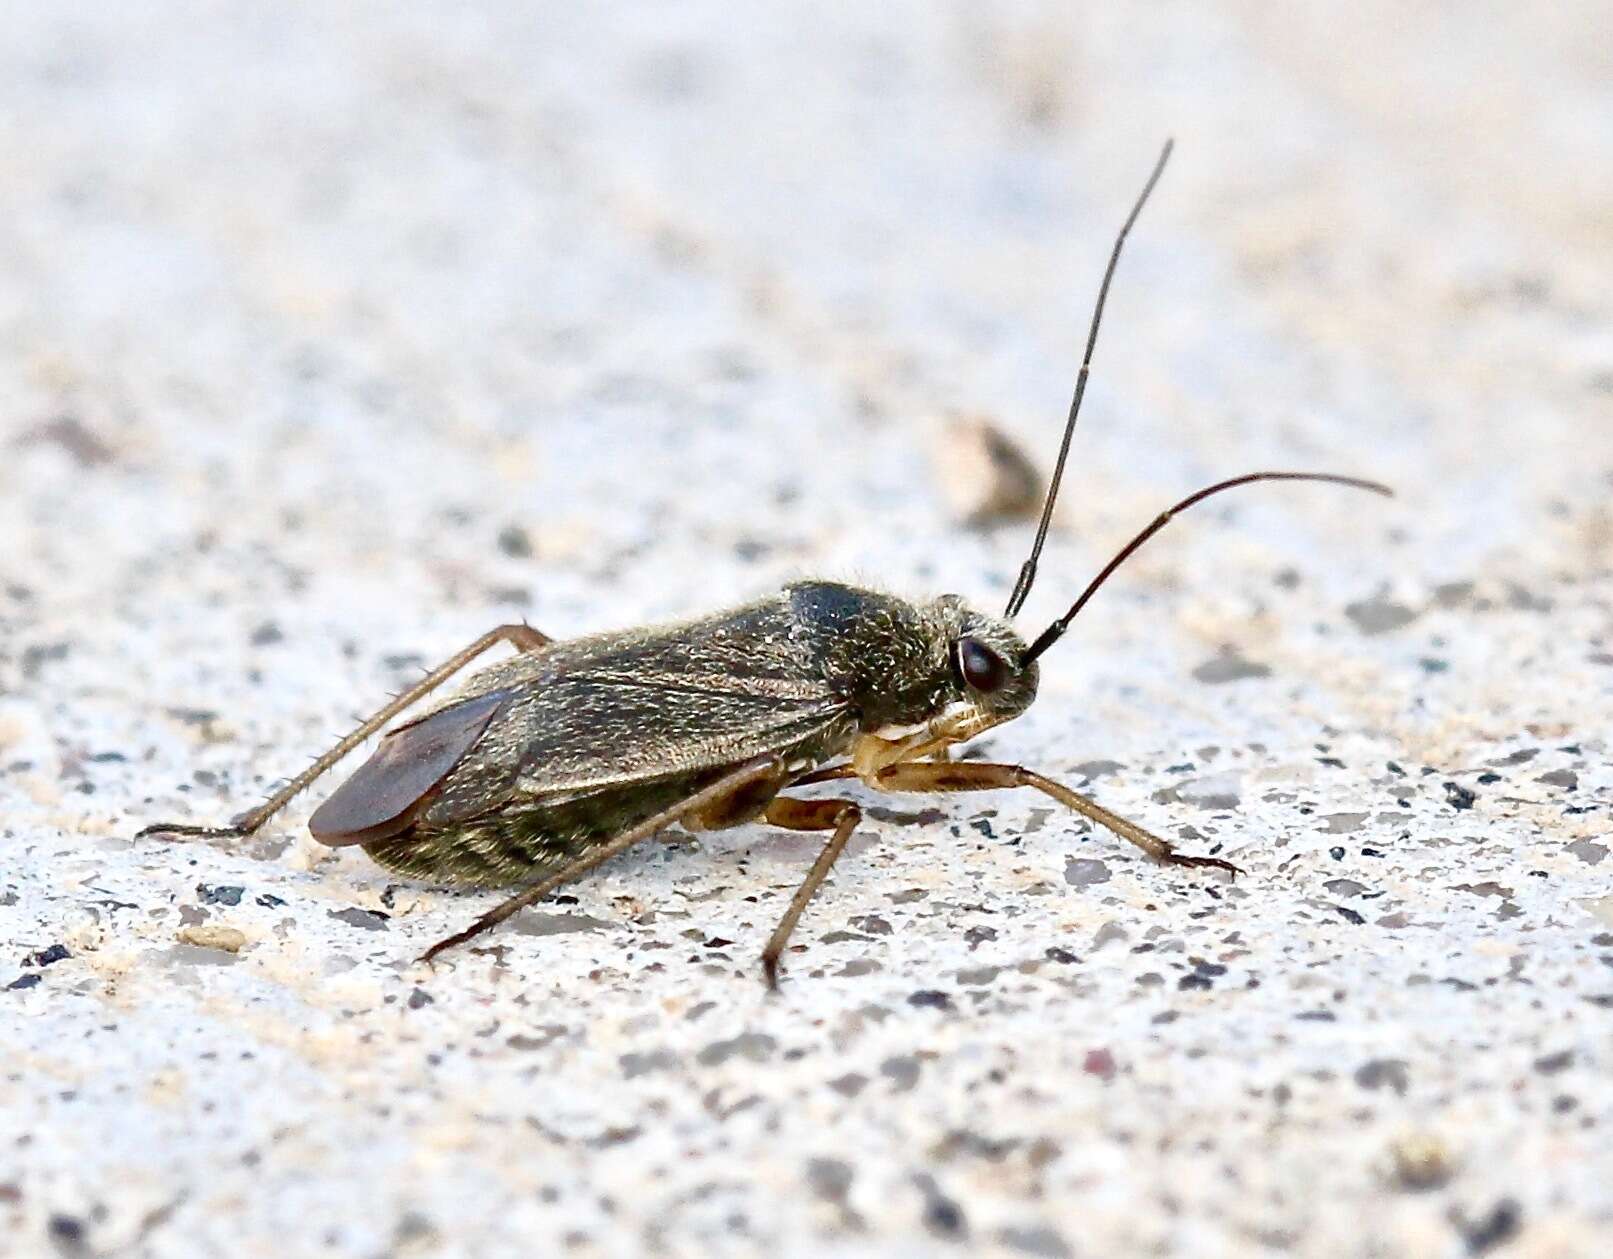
47, 1212, 88, 1251
1063, 857, 1110, 888
21, 642, 70, 680
828, 1072, 868, 1098
913, 1173, 967, 1239
1354, 1058, 1410, 1095
511, 911, 616, 937
198, 884, 244, 906
1453, 881, 1512, 901
621, 1050, 678, 1079
1533, 1050, 1573, 1075
1444, 782, 1477, 811
328, 907, 389, 931
1345, 594, 1419, 636
1567, 840, 1607, 865
1322, 813, 1369, 834
1165, 773, 1242, 810
163, 944, 239, 968
1192, 648, 1271, 684
805, 1157, 854, 1203
1450, 1198, 1521, 1256
881, 1055, 922, 1091
696, 1032, 777, 1067
999, 1224, 1074, 1258
497, 524, 534, 557
908, 989, 953, 1010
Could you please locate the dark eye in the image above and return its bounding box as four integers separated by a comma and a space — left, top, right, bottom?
955, 636, 1008, 693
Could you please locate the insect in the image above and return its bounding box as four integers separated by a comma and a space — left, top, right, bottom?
139, 140, 1391, 986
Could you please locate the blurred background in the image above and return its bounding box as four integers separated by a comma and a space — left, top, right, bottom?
3, 5, 1611, 1257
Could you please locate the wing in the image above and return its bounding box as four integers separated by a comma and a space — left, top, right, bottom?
309, 689, 512, 846
311, 594, 856, 844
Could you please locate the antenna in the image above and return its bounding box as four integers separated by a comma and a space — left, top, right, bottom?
1020, 471, 1394, 665
1004, 138, 1175, 619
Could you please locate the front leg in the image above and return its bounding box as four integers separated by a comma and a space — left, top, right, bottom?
869, 760, 1238, 875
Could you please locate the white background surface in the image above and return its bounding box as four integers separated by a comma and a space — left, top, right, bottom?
3, 6, 1611, 1257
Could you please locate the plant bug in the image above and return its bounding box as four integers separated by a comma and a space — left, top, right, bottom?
139, 139, 1391, 986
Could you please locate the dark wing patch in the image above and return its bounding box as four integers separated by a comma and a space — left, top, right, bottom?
309, 690, 511, 847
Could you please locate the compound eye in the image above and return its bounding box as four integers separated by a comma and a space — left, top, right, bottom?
955, 636, 1008, 693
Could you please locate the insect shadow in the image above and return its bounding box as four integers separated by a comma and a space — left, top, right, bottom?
139, 140, 1391, 987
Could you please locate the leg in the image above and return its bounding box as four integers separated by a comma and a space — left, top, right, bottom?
759, 796, 862, 990
869, 760, 1238, 874
137, 623, 551, 841
419, 755, 784, 964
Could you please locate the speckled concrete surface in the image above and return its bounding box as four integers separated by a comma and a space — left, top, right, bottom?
4, 6, 1613, 1258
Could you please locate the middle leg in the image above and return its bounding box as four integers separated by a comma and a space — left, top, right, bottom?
759, 795, 862, 989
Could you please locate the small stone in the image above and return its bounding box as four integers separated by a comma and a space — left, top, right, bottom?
934, 415, 1043, 526
1389, 1131, 1454, 1190
176, 924, 247, 953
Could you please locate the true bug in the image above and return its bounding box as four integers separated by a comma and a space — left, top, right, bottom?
139, 140, 1390, 986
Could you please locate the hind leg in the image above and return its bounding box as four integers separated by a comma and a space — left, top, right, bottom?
137, 623, 551, 842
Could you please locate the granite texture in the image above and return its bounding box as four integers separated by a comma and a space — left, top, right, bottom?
3, 6, 1612, 1257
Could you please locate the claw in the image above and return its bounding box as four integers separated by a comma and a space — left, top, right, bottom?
1166, 852, 1241, 878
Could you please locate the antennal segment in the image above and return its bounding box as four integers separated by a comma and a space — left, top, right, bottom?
1021, 471, 1393, 665
1004, 138, 1175, 620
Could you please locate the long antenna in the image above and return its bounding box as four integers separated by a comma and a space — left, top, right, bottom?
1021, 471, 1394, 665
1004, 138, 1175, 619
